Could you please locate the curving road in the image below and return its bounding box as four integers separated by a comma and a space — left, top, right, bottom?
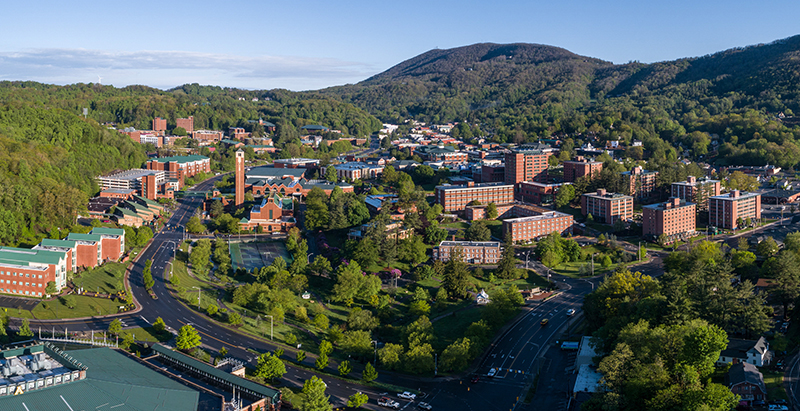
16, 173, 628, 410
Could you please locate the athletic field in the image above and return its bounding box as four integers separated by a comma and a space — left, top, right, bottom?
230, 241, 293, 272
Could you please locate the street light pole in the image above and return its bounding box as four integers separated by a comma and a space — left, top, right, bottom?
191, 286, 201, 308
591, 253, 595, 276
265, 314, 273, 340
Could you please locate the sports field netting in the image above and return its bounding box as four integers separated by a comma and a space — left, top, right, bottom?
230, 241, 293, 272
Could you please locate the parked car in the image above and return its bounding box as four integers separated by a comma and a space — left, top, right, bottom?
771, 399, 788, 405
398, 392, 416, 400
487, 368, 497, 378
769, 405, 789, 411
418, 403, 433, 410
567, 309, 576, 316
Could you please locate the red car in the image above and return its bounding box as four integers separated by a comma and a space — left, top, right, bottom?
470, 375, 480, 383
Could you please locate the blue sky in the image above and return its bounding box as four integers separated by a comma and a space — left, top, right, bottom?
1, 0, 798, 91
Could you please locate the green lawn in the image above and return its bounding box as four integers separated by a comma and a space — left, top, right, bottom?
7, 294, 124, 319
121, 326, 172, 343
73, 262, 128, 294
433, 305, 485, 349
762, 368, 788, 401
441, 222, 470, 230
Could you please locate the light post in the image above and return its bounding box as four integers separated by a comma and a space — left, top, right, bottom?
591, 253, 596, 276
638, 241, 642, 262
782, 206, 786, 226
524, 251, 531, 270
265, 314, 273, 340
166, 261, 173, 281
191, 286, 201, 308
371, 340, 378, 367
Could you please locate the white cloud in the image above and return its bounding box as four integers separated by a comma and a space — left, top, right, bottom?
0, 48, 378, 91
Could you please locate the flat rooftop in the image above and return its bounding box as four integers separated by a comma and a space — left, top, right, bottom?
504, 211, 572, 223
435, 182, 513, 191
438, 241, 500, 248
710, 191, 761, 200
99, 169, 157, 181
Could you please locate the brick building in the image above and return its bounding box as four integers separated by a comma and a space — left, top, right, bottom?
334, 162, 384, 181
274, 158, 320, 169
433, 241, 501, 264
726, 363, 766, 407
504, 148, 551, 185
642, 197, 696, 242
152, 117, 167, 133
176, 116, 194, 134
562, 156, 603, 183
229, 127, 249, 140
709, 190, 762, 229
193, 130, 224, 144
235, 149, 245, 206
435, 182, 515, 213
97, 169, 177, 201
238, 194, 296, 233
146, 155, 211, 187
416, 146, 469, 164
480, 164, 505, 183
35, 239, 77, 275
89, 227, 126, 261
621, 166, 659, 199
66, 233, 103, 268
670, 176, 721, 210
518, 181, 564, 204
0, 247, 68, 296
465, 202, 550, 221
580, 189, 634, 224
503, 211, 574, 243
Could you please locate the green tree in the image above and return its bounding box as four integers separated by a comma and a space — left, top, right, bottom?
120, 332, 135, 350
601, 255, 612, 268
173, 126, 187, 136
228, 311, 243, 325
207, 304, 218, 317
338, 360, 352, 377
176, 325, 201, 351
315, 353, 329, 371
186, 216, 206, 233
108, 318, 122, 336
255, 352, 286, 381
441, 337, 473, 371
314, 313, 330, 329
497, 233, 518, 279
554, 184, 576, 208
362, 362, 378, 382
340, 330, 373, 357
486, 202, 498, 219
153, 317, 167, 333
300, 376, 332, 411
757, 237, 779, 257
443, 248, 470, 299
325, 165, 337, 183
465, 221, 491, 241
347, 392, 369, 408
319, 340, 334, 356
347, 308, 379, 331
378, 343, 404, 370
296, 350, 307, 363
18, 318, 33, 337
45, 281, 58, 295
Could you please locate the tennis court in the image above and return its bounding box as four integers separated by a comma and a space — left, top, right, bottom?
230, 241, 293, 272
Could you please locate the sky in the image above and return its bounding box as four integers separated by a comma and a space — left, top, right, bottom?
1, 0, 799, 91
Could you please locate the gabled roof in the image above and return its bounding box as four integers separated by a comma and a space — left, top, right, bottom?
132, 195, 162, 208
721, 337, 769, 359
726, 362, 766, 394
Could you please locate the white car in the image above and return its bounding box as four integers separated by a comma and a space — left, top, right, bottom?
487, 368, 497, 377
567, 309, 576, 316
398, 392, 417, 400
418, 403, 433, 410
769, 406, 789, 411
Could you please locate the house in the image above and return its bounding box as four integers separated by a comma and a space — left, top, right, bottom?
717, 337, 771, 367
726, 362, 766, 406
476, 289, 490, 305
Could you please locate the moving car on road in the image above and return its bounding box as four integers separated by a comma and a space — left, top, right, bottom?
487, 368, 497, 378
418, 402, 433, 410
470, 375, 480, 383
567, 308, 576, 316
398, 392, 417, 400
379, 397, 400, 409
541, 318, 549, 326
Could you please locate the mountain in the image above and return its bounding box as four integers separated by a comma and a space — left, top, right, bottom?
313, 37, 800, 129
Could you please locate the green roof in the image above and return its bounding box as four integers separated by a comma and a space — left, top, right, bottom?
90, 227, 125, 236
116, 207, 141, 218
153, 344, 280, 404
66, 233, 103, 242
132, 195, 162, 208
0, 247, 64, 266
40, 238, 77, 248
0, 347, 198, 411
150, 154, 209, 164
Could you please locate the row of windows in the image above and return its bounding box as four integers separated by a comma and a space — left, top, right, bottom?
0, 271, 43, 279
0, 280, 43, 287
1, 289, 42, 296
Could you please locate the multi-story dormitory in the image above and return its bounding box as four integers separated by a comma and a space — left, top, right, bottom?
0, 228, 125, 297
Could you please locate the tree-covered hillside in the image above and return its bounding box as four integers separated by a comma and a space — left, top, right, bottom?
0, 104, 148, 245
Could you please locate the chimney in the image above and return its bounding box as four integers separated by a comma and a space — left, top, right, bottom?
731, 190, 740, 198
688, 176, 696, 184
672, 197, 680, 207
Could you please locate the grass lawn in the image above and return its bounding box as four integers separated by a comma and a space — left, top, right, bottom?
762, 368, 788, 401
122, 326, 172, 343
73, 262, 128, 295
11, 295, 124, 319
546, 245, 628, 278
433, 305, 485, 349
484, 220, 503, 239
441, 222, 470, 230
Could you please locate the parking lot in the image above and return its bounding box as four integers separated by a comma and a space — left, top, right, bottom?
0, 295, 39, 311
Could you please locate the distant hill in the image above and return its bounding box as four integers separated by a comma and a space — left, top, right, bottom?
312, 37, 800, 127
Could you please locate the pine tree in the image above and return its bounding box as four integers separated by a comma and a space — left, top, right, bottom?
443, 248, 469, 299
497, 233, 518, 279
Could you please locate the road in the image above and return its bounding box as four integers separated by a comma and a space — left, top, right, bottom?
19, 170, 616, 410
